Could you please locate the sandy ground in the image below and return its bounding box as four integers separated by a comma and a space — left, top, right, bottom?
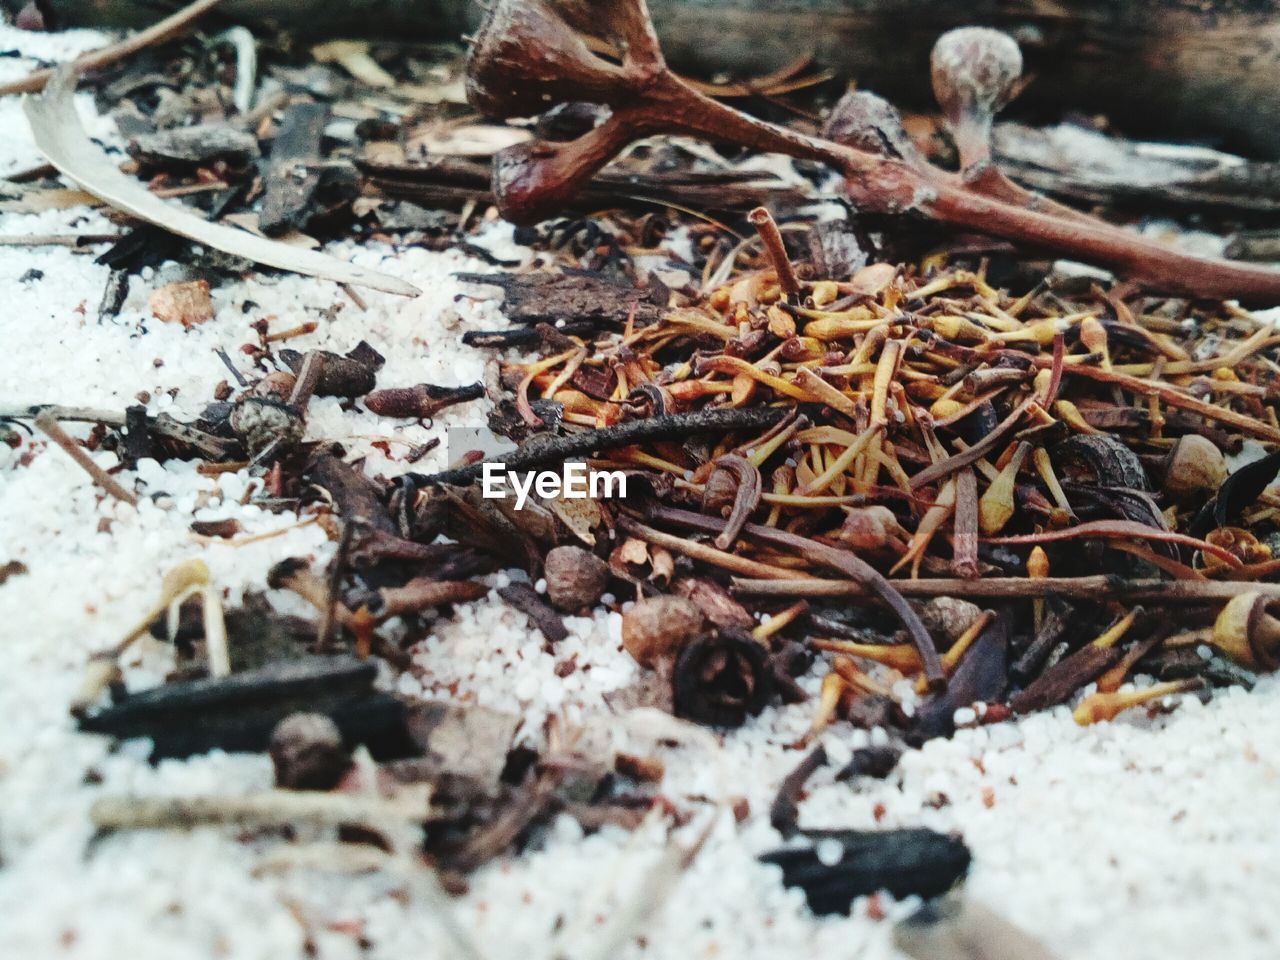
2, 23, 1280, 960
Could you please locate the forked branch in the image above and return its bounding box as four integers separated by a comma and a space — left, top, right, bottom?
466, 0, 1280, 304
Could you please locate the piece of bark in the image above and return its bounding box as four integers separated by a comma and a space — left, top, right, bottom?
130, 125, 260, 169
1010, 643, 1122, 715
280, 347, 378, 398
911, 614, 1009, 742
995, 122, 1280, 215
261, 102, 329, 235
362, 156, 812, 217
760, 827, 971, 914
304, 449, 397, 534
454, 270, 664, 327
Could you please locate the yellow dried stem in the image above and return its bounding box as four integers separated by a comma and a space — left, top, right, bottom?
978, 441, 1031, 535
1091, 609, 1139, 649
891, 477, 958, 577
914, 609, 995, 693
1073, 680, 1196, 726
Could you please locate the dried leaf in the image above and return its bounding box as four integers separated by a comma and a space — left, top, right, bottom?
24, 71, 420, 297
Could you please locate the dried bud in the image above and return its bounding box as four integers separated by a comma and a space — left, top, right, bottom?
822, 90, 921, 163
364, 382, 484, 419
672, 630, 772, 727
621, 595, 704, 667
269, 712, 351, 790
1162, 434, 1227, 504
229, 395, 304, 458
544, 545, 610, 611
838, 505, 902, 551
931, 27, 1022, 168
1027, 546, 1050, 579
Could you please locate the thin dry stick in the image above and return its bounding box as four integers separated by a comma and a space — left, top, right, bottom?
1053, 363, 1280, 443
646, 504, 944, 687
0, 0, 227, 97
35, 410, 138, 506
730, 575, 1280, 602
617, 515, 811, 580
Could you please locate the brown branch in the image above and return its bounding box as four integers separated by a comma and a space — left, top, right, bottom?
467, 0, 1280, 303
730, 576, 1280, 604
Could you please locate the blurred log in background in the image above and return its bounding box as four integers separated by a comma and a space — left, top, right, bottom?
7, 1, 1280, 158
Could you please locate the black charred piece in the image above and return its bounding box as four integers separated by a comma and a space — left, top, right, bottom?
78, 657, 418, 761
760, 827, 971, 914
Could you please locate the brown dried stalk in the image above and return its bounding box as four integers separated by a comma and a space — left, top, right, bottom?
730, 576, 1280, 603
466, 0, 1280, 302
643, 503, 945, 688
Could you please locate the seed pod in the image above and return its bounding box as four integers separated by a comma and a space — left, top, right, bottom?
977, 441, 1031, 535
543, 545, 610, 611
229, 395, 304, 458
364, 382, 485, 419
1162, 434, 1228, 504
916, 596, 983, 645
672, 630, 772, 727
931, 27, 1022, 169
1213, 592, 1280, 671
838, 505, 902, 551
269, 712, 352, 790
250, 371, 297, 401
622, 596, 704, 668
821, 90, 921, 164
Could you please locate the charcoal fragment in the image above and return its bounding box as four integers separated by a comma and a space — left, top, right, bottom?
77, 657, 417, 761
760, 828, 971, 914
835, 745, 902, 782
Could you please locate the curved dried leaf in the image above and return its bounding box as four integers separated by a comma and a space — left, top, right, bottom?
24, 72, 420, 297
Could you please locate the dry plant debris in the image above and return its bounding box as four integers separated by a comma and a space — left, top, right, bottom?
5, 0, 1280, 945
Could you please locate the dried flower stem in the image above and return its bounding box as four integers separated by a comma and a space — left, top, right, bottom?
747, 206, 800, 300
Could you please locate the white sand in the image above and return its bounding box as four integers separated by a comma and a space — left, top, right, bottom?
2, 23, 1280, 960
